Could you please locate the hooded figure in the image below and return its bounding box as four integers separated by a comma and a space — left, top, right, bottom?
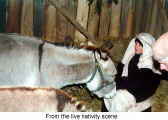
102, 33, 161, 112
153, 32, 168, 72
152, 32, 168, 112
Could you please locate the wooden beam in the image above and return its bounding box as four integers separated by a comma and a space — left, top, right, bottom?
0, 0, 7, 32
74, 0, 89, 42
134, 0, 145, 34
155, 12, 162, 38
33, 0, 45, 37
66, 0, 77, 40
149, 0, 159, 35
120, 0, 129, 37
161, 8, 168, 32
109, 0, 122, 39
7, 0, 21, 33
43, 3, 56, 42
48, 0, 95, 42
55, 0, 68, 43
87, 0, 100, 41
98, 0, 111, 40
144, 0, 153, 32
154, 0, 162, 38
20, 0, 34, 36
159, 0, 168, 33
124, 0, 134, 39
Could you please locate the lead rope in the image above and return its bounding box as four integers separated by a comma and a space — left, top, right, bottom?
86, 51, 98, 83
91, 51, 116, 93
87, 51, 107, 91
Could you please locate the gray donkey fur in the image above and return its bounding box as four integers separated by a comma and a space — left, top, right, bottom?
0, 33, 116, 112
0, 33, 116, 98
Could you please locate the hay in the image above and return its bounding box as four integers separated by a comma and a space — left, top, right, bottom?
152, 80, 168, 112
63, 85, 102, 112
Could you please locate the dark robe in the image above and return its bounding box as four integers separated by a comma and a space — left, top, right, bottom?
115, 54, 160, 102
102, 54, 168, 112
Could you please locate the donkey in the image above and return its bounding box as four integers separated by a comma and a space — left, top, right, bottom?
0, 33, 117, 99
0, 33, 152, 112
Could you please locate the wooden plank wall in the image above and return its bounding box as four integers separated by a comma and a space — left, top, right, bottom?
159, 0, 168, 34
7, 0, 22, 33
43, 2, 56, 42
87, 0, 99, 41
20, 0, 34, 36
109, 0, 122, 39
0, 0, 7, 32
33, 0, 45, 37
123, 0, 134, 39
0, 0, 167, 43
75, 0, 89, 42
67, 0, 77, 41
98, 0, 111, 40
55, 0, 68, 43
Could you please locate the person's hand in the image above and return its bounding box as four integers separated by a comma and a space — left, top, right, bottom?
160, 63, 168, 71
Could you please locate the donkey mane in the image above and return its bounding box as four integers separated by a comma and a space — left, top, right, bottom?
2, 33, 110, 61
52, 35, 111, 61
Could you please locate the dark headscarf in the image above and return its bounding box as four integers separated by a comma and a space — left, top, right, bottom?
135, 38, 143, 47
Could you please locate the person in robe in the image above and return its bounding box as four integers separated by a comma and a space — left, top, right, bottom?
102, 33, 161, 112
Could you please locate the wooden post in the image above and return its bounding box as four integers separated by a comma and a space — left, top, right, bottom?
144, 0, 153, 33
141, 0, 150, 32
134, 0, 145, 34
154, 0, 162, 38
75, 0, 89, 42
66, 0, 77, 41
155, 12, 162, 38
55, 0, 68, 43
20, 0, 34, 36
109, 0, 122, 39
123, 0, 134, 39
6, 0, 22, 33
43, 3, 56, 42
149, 0, 159, 36
48, 0, 95, 43
120, 0, 128, 38
33, 0, 45, 37
0, 0, 7, 32
98, 0, 111, 40
87, 0, 100, 41
160, 7, 168, 32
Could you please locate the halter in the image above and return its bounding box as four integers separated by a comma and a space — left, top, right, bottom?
87, 51, 115, 94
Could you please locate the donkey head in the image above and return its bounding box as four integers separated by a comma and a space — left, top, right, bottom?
74, 40, 117, 99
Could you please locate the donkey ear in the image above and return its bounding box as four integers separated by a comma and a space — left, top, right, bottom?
79, 41, 88, 48
101, 36, 113, 50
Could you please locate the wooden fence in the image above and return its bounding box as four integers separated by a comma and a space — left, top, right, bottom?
0, 0, 168, 44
